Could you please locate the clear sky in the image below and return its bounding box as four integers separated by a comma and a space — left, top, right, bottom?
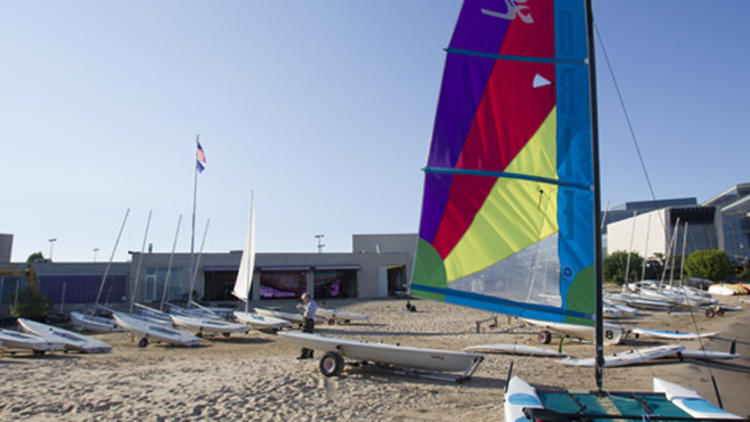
3, 1, 749, 263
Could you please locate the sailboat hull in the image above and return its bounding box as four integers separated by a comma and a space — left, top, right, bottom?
70, 311, 120, 333
234, 311, 290, 330
0, 329, 64, 352
18, 318, 112, 353
112, 312, 202, 347
521, 318, 624, 345
278, 331, 483, 373
170, 314, 249, 335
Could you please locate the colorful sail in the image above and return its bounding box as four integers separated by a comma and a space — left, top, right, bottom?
411, 0, 595, 325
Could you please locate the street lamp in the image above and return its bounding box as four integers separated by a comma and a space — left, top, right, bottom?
93, 248, 99, 262
48, 238, 57, 261
314, 234, 325, 253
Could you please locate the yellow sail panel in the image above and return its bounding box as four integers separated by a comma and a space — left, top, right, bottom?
444, 109, 558, 283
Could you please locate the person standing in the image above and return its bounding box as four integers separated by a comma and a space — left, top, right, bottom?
297, 293, 318, 359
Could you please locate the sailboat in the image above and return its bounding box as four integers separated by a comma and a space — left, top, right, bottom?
410, 1, 743, 419
231, 193, 291, 331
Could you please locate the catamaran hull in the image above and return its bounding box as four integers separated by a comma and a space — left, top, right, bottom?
654, 377, 742, 419
70, 312, 120, 333
505, 376, 744, 421
170, 315, 249, 335
278, 331, 483, 373
112, 312, 202, 347
234, 311, 290, 330
17, 318, 112, 354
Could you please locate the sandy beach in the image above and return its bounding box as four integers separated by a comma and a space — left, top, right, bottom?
1, 295, 748, 421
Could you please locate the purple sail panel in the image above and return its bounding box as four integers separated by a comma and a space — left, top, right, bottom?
419, 172, 452, 244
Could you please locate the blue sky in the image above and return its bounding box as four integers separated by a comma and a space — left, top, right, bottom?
3, 1, 748, 262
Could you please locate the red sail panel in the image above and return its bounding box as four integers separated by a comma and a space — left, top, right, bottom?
432, 6, 556, 260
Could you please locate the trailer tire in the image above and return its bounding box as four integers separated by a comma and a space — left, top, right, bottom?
319, 352, 344, 377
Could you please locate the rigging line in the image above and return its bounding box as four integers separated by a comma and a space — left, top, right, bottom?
593, 22, 665, 233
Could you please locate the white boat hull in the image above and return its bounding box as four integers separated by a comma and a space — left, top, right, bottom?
464, 343, 566, 357
557, 344, 684, 368
504, 376, 544, 422
17, 318, 112, 354
0, 329, 64, 353
278, 331, 483, 373
112, 312, 202, 347
254, 307, 323, 325
170, 314, 249, 335
521, 318, 625, 345
654, 377, 742, 419
315, 307, 370, 323
234, 311, 290, 330
631, 327, 718, 340
70, 311, 120, 333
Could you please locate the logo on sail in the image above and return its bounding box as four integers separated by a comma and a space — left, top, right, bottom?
481, 0, 533, 24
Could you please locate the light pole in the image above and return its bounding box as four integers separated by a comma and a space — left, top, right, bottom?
48, 238, 57, 261
93, 248, 99, 262
314, 234, 325, 253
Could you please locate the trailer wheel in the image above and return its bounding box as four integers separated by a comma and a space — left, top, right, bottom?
319, 352, 344, 377
705, 309, 715, 318
223, 332, 231, 337
539, 330, 551, 344
138, 338, 148, 348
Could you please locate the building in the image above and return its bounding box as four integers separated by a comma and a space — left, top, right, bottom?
605, 183, 750, 266
0, 234, 12, 264
1, 234, 416, 317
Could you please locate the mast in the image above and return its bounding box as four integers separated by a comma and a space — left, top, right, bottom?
92, 208, 130, 316
190, 134, 200, 306
129, 209, 152, 314
188, 218, 210, 306
584, 0, 605, 390
161, 214, 183, 311
244, 191, 255, 311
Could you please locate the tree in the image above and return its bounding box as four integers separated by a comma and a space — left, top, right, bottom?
684, 249, 732, 281
26, 252, 49, 263
9, 286, 51, 320
603, 250, 644, 284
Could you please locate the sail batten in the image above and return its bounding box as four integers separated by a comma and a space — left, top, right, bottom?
412, 0, 595, 325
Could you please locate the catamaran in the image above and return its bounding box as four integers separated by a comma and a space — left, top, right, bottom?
409, 1, 743, 419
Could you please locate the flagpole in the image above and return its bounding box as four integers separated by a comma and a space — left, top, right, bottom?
190, 134, 200, 306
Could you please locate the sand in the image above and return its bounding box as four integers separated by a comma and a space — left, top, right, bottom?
1, 295, 748, 421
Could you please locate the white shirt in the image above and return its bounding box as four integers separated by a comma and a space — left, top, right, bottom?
303, 299, 318, 319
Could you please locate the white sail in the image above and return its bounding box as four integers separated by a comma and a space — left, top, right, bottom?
232, 192, 255, 302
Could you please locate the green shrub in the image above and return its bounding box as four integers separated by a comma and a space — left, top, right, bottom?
603, 250, 644, 284
684, 249, 732, 281
9, 286, 51, 320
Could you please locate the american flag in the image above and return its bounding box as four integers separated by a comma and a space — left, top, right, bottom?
196, 140, 206, 163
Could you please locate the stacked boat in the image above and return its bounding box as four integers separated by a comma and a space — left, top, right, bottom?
0, 328, 64, 355
17, 318, 112, 353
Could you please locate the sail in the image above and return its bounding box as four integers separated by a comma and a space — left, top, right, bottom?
411, 0, 595, 325
232, 193, 256, 302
